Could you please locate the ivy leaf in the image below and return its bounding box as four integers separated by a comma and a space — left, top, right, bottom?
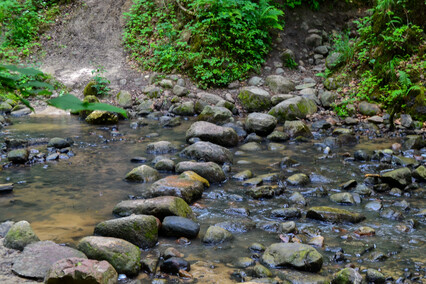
47, 94, 128, 118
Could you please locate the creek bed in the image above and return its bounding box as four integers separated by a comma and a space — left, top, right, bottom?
0, 114, 425, 283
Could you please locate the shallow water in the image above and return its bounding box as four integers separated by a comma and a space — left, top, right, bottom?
1, 115, 425, 282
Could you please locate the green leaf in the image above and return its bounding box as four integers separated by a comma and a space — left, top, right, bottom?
47, 94, 127, 118
1, 64, 43, 76
21, 80, 54, 90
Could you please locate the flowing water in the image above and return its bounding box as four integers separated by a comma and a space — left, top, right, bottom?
0, 115, 425, 282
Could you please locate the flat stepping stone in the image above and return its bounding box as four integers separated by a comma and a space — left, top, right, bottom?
12, 241, 87, 280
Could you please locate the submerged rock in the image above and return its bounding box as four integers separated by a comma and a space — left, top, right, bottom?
186, 121, 238, 147
307, 206, 366, 223
94, 215, 158, 248
160, 257, 190, 275
261, 243, 323, 272
45, 257, 118, 284
4, 220, 40, 251
113, 196, 193, 220
78, 236, 140, 276
13, 241, 87, 280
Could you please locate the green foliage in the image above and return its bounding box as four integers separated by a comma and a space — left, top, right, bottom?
123, 0, 283, 88
91, 66, 110, 97
285, 58, 298, 69
331, 32, 354, 65
282, 0, 323, 10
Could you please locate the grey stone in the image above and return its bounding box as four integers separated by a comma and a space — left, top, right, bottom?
332, 268, 362, 284
248, 76, 263, 86
180, 141, 233, 165
176, 161, 226, 183
202, 226, 233, 244
186, 121, 238, 147
325, 52, 343, 70
124, 165, 159, 183
307, 206, 366, 223
172, 101, 195, 116
268, 96, 317, 122
330, 192, 356, 205
116, 90, 133, 108
271, 94, 295, 105
283, 120, 312, 138
314, 45, 328, 55
147, 141, 178, 154
172, 85, 189, 97
287, 173, 310, 186
265, 75, 296, 94
319, 91, 337, 107
358, 101, 381, 116
305, 34, 323, 47
381, 167, 412, 188
245, 113, 277, 136
4, 221, 40, 251
198, 105, 233, 124
154, 158, 175, 171
47, 138, 72, 149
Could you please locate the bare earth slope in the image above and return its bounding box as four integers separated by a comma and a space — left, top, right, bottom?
39, 0, 143, 95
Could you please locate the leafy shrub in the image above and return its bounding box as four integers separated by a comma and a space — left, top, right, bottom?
123, 0, 283, 88
91, 66, 110, 97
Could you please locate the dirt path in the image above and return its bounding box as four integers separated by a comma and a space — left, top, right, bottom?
39, 0, 144, 96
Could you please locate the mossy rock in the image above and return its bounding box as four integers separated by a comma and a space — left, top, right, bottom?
406, 86, 426, 121
85, 111, 118, 125
4, 221, 40, 251
83, 80, 98, 97
307, 206, 366, 223
238, 87, 272, 112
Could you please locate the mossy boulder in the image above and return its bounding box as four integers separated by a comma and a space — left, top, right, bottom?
186, 121, 238, 147
358, 101, 381, 116
113, 196, 194, 220
4, 220, 40, 251
175, 161, 226, 183
238, 87, 272, 112
307, 206, 366, 223
172, 101, 195, 116
85, 111, 119, 125
268, 96, 317, 122
94, 215, 158, 248
332, 268, 362, 284
406, 86, 426, 121
202, 226, 233, 244
283, 120, 312, 138
287, 173, 310, 186
83, 80, 98, 97
77, 236, 141, 276
197, 105, 233, 124
7, 149, 29, 164
412, 165, 426, 181
124, 165, 159, 183
380, 167, 412, 188
261, 243, 323, 272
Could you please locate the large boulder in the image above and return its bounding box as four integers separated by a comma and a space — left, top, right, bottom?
146, 141, 178, 154
238, 87, 272, 112
175, 161, 226, 183
245, 113, 277, 136
202, 226, 233, 244
186, 121, 238, 147
197, 105, 233, 124
4, 220, 40, 251
94, 215, 158, 248
265, 75, 296, 94
45, 257, 118, 284
283, 120, 312, 138
124, 165, 159, 183
180, 141, 233, 165
77, 236, 140, 276
161, 216, 200, 239
268, 96, 317, 122
7, 149, 29, 164
113, 196, 193, 220
85, 111, 118, 125
381, 167, 412, 188
146, 174, 205, 203
307, 206, 366, 223
12, 241, 87, 280
261, 243, 323, 272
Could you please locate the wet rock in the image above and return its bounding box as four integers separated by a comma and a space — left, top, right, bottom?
330, 192, 356, 205
224, 207, 250, 217
358, 101, 380, 116
403, 135, 425, 150
146, 141, 178, 154
280, 157, 299, 168
223, 122, 247, 139
283, 120, 312, 138
381, 167, 412, 188
271, 208, 301, 219
0, 183, 13, 194
262, 243, 323, 272
366, 269, 385, 284
198, 105, 233, 124
154, 158, 175, 171
245, 113, 277, 136
365, 201, 382, 211
47, 137, 71, 149
412, 165, 426, 181
78, 236, 140, 276
267, 131, 290, 142
160, 257, 190, 275
13, 241, 86, 280
307, 206, 366, 223
235, 257, 255, 268
333, 128, 353, 135
354, 150, 370, 161
172, 101, 195, 116
247, 185, 283, 199
215, 219, 256, 233
369, 251, 388, 262
86, 111, 118, 125
180, 141, 233, 165
232, 170, 253, 180
340, 180, 357, 190
289, 192, 306, 206
249, 242, 266, 252
241, 142, 262, 151
94, 215, 158, 248
161, 216, 200, 239
251, 264, 273, 278
186, 121, 238, 147
147, 173, 205, 203
124, 165, 159, 183
4, 220, 40, 251
244, 133, 263, 143
380, 208, 403, 220
256, 221, 280, 233
268, 96, 317, 122
280, 221, 297, 233
238, 87, 272, 112
176, 161, 225, 183
113, 196, 194, 220
332, 267, 362, 284
45, 257, 118, 284
202, 226, 233, 244
265, 75, 296, 94
354, 226, 375, 236
7, 148, 29, 164
287, 173, 310, 186
268, 142, 285, 151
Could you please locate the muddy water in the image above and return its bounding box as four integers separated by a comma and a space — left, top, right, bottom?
1, 115, 425, 282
